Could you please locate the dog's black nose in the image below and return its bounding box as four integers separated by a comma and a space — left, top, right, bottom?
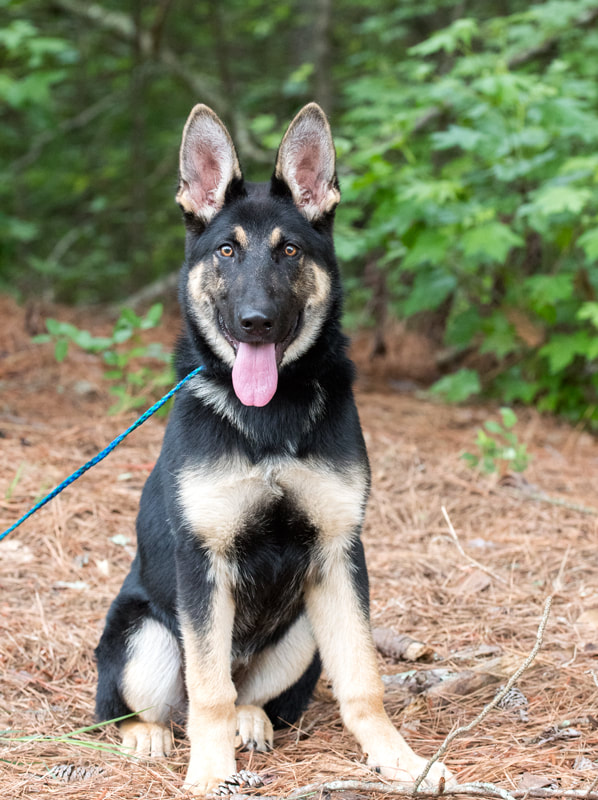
239, 310, 273, 335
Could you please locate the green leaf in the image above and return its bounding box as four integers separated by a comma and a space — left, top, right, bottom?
530, 185, 592, 216
578, 302, 598, 329
525, 273, 574, 308
409, 18, 478, 56
431, 125, 484, 152
45, 318, 62, 336
480, 314, 518, 358
445, 307, 482, 348
484, 420, 504, 435
402, 230, 451, 270
54, 339, 68, 362
577, 227, 598, 260
539, 331, 598, 373
428, 369, 481, 404
462, 222, 523, 264
143, 302, 164, 328
402, 269, 457, 316
499, 407, 518, 429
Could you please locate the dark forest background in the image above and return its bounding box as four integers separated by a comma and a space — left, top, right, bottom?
2, 0, 598, 423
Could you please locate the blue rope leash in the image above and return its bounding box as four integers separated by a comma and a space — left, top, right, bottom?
0, 365, 203, 543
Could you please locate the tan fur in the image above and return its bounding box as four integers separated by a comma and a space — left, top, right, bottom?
187, 261, 235, 368
180, 574, 238, 793
120, 720, 172, 758
269, 226, 283, 248
177, 455, 367, 554
305, 540, 452, 787
233, 225, 249, 249
281, 261, 331, 366
177, 458, 284, 555
234, 705, 274, 751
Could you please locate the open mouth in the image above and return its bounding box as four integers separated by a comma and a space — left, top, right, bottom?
217, 312, 301, 407
217, 312, 301, 365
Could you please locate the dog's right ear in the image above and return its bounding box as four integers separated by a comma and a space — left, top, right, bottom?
176, 104, 243, 224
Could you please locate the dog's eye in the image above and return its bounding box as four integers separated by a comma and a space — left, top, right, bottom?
284, 244, 298, 257
219, 244, 234, 258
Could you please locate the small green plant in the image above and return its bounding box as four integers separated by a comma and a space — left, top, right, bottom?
462, 407, 531, 475
34, 304, 174, 414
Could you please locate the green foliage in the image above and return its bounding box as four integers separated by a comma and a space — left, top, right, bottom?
2, 0, 598, 426
428, 369, 481, 404
462, 407, 531, 474
34, 304, 173, 414
335, 0, 598, 428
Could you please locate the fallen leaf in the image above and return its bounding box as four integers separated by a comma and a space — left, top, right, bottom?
456, 568, 491, 595
517, 773, 555, 791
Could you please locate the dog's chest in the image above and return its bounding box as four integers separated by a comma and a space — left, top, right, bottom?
176, 455, 367, 555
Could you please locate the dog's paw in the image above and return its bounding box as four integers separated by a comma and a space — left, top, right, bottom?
368, 748, 454, 790
184, 752, 237, 796
234, 705, 273, 752
120, 720, 172, 758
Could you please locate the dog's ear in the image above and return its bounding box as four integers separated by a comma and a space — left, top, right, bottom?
176, 104, 243, 224
273, 103, 340, 222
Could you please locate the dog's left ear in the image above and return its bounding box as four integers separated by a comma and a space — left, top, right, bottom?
273, 103, 340, 222
176, 104, 243, 224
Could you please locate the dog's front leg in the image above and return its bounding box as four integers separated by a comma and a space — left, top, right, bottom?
177, 554, 237, 795
305, 538, 452, 789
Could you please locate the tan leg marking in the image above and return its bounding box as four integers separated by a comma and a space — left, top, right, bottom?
305, 552, 453, 789
181, 568, 238, 794
120, 720, 172, 758
235, 705, 274, 751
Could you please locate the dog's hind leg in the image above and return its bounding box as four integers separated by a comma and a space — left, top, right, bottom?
95, 594, 184, 759
119, 616, 185, 756
234, 613, 321, 748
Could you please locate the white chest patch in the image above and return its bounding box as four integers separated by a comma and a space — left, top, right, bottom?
177, 455, 368, 555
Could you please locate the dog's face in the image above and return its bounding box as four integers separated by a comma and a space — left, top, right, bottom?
176, 104, 341, 407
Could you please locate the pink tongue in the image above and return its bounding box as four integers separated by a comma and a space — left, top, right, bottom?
232, 342, 278, 407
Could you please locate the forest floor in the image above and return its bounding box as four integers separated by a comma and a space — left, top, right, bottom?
1, 294, 598, 799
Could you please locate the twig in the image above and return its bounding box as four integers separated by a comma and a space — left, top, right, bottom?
585, 775, 598, 799
413, 595, 553, 792
503, 488, 598, 516
284, 778, 598, 800
441, 506, 508, 585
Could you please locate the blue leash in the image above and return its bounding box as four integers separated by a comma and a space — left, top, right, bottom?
0, 366, 203, 543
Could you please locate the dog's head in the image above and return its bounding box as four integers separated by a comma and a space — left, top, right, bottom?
176, 104, 341, 407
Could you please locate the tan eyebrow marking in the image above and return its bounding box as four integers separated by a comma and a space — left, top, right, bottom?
233, 226, 249, 248
269, 227, 283, 248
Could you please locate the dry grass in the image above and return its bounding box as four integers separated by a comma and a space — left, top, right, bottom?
1, 296, 598, 798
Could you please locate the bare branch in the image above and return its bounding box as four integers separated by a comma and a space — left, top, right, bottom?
52, 0, 223, 110
413, 595, 553, 791
284, 778, 598, 800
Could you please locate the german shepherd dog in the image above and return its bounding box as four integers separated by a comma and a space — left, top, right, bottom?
95, 103, 452, 794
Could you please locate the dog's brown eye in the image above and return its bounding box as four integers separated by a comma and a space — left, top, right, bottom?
284, 244, 298, 257
219, 244, 234, 257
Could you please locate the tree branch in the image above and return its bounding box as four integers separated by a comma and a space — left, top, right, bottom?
52, 0, 223, 110
413, 595, 553, 791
